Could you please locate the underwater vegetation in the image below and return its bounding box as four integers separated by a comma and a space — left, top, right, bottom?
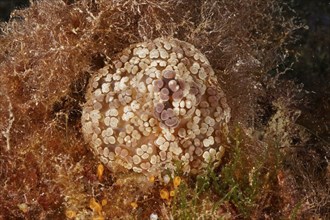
0, 0, 329, 219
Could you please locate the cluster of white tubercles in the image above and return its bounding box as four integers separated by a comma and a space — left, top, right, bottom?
81, 37, 230, 175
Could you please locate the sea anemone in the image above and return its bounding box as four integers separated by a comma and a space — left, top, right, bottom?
81, 37, 230, 175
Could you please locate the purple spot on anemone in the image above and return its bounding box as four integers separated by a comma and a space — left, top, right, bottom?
161, 110, 169, 121
160, 93, 169, 101
178, 79, 185, 90
154, 79, 164, 88
160, 87, 170, 96
162, 70, 176, 79
166, 108, 175, 118
155, 102, 164, 113
154, 110, 160, 119
168, 80, 179, 92
173, 90, 183, 101
165, 117, 179, 127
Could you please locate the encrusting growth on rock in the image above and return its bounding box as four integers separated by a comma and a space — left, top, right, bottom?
81, 37, 230, 175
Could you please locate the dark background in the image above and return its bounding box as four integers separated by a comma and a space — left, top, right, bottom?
286, 0, 329, 143
0, 0, 29, 22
